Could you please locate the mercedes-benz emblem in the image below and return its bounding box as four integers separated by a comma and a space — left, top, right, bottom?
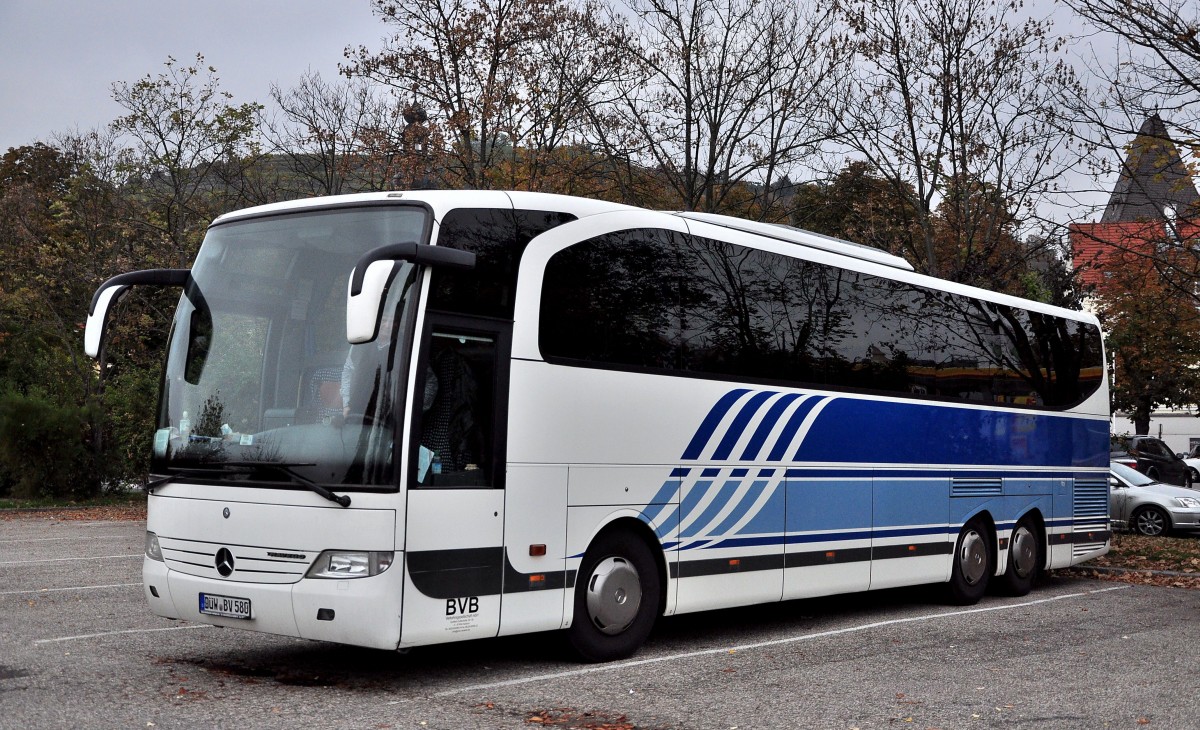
222, 507, 230, 519
215, 547, 235, 577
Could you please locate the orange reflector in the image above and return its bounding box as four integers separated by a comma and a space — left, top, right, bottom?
529, 574, 545, 585
529, 544, 547, 557
908, 545, 917, 552
825, 551, 836, 559
729, 559, 740, 568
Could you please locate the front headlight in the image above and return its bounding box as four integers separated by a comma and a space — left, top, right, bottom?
145, 531, 163, 561
1175, 497, 1200, 509
305, 550, 394, 579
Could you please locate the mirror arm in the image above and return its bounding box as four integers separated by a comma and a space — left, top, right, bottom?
349, 242, 476, 297
89, 269, 190, 315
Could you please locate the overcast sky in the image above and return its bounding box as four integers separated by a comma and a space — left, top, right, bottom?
0, 0, 385, 152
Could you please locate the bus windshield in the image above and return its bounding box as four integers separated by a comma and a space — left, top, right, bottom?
151, 205, 429, 489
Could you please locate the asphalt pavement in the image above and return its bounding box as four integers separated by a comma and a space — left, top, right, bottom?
2, 515, 1198, 729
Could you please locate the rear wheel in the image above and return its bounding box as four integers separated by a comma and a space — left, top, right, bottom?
947, 517, 992, 605
567, 530, 661, 663
1132, 506, 1170, 537
994, 516, 1042, 597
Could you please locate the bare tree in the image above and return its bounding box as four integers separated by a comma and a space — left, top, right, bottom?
596, 0, 845, 216
835, 0, 1086, 283
264, 70, 405, 196
346, 0, 616, 191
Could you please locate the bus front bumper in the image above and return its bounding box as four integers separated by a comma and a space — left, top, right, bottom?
143, 557, 403, 650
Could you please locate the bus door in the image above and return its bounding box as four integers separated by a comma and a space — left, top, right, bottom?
401, 316, 510, 646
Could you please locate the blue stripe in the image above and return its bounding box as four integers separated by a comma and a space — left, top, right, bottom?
682, 388, 750, 460
708, 480, 769, 536
767, 396, 821, 461
712, 391, 776, 460
794, 397, 1109, 468
679, 481, 713, 523
783, 530, 872, 545
739, 393, 801, 461
653, 507, 679, 538
648, 478, 680, 506
680, 481, 741, 537
871, 525, 953, 538
783, 468, 1088, 480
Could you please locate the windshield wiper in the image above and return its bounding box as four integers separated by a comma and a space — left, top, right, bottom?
222, 461, 352, 507
146, 461, 352, 507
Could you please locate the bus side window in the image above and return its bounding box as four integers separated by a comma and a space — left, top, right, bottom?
417, 331, 497, 487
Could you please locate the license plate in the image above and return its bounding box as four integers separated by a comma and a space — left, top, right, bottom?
199, 592, 251, 619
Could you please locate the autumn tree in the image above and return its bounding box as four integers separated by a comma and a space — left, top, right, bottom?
346, 0, 617, 192
790, 160, 919, 255
110, 54, 264, 267
1062, 0, 1200, 312
834, 0, 1086, 286
1096, 250, 1200, 434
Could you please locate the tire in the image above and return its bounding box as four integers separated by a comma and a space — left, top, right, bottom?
567, 530, 661, 663
994, 516, 1042, 597
946, 517, 992, 605
1132, 506, 1170, 537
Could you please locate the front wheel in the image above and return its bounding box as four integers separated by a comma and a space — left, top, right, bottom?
994, 517, 1042, 597
568, 531, 661, 663
946, 517, 992, 605
1132, 506, 1170, 537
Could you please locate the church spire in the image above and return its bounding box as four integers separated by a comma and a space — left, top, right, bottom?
1101, 114, 1200, 223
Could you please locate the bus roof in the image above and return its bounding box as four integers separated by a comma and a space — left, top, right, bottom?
671, 211, 915, 271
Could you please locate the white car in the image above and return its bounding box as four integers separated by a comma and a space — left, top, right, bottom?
1110, 461, 1200, 536
1184, 457, 1200, 485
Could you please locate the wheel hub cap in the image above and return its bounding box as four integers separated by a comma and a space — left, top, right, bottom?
960, 530, 987, 585
1011, 526, 1036, 578
585, 557, 641, 635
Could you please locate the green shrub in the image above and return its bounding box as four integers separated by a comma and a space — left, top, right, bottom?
0, 393, 100, 499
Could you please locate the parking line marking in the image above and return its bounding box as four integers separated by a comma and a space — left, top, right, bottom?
419, 585, 1129, 701
0, 553, 142, 565
0, 535, 136, 544
34, 624, 212, 644
1, 582, 140, 596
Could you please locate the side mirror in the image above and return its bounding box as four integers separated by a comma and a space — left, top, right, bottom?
346, 242, 475, 344
85, 269, 189, 358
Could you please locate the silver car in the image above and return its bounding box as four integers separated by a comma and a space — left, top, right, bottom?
1110, 461, 1200, 536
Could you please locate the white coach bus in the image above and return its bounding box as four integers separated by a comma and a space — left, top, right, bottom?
85, 191, 1109, 661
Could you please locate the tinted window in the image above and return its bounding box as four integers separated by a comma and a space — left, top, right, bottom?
431, 208, 576, 318
538, 228, 685, 369
540, 229, 1103, 409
